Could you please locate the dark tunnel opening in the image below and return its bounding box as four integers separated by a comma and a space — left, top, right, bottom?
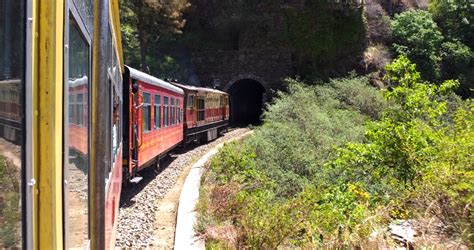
228, 79, 266, 126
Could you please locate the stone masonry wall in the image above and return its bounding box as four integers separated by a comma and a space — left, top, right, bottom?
191, 48, 294, 92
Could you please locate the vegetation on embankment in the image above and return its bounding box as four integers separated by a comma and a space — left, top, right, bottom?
0, 155, 21, 247
197, 56, 473, 248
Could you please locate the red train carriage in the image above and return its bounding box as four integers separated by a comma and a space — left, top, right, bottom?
0, 79, 22, 143
123, 66, 185, 179
171, 83, 229, 144
67, 76, 89, 159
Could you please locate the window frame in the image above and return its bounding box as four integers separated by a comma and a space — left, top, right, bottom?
154, 94, 161, 129
163, 96, 169, 127
142, 92, 151, 133
63, 1, 93, 248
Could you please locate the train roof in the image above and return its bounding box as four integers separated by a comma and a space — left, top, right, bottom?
171, 82, 228, 95
68, 76, 88, 87
125, 66, 184, 95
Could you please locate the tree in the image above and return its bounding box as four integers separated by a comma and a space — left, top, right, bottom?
429, 0, 474, 49
120, 0, 189, 71
390, 10, 444, 81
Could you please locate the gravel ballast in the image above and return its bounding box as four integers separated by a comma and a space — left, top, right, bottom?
116, 128, 251, 248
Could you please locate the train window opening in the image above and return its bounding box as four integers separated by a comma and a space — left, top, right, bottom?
77, 93, 84, 126
197, 98, 205, 121
177, 99, 181, 124
154, 95, 161, 129
164, 96, 169, 127
64, 13, 91, 249
142, 92, 151, 132
171, 98, 175, 125
187, 95, 194, 108
112, 90, 120, 159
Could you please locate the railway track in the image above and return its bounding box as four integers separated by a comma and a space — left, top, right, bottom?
116, 127, 251, 248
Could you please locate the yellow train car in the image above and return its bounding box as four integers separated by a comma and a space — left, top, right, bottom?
0, 0, 123, 249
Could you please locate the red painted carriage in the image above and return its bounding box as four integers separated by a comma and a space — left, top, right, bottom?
122, 66, 185, 178
171, 83, 229, 144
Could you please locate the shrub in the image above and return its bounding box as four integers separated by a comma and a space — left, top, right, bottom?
390, 10, 444, 81
0, 156, 21, 247
331, 55, 473, 246
198, 75, 388, 248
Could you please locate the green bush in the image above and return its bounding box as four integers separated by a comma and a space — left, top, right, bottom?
390, 10, 444, 81
331, 55, 473, 246
199, 75, 387, 248
252, 75, 384, 197
199, 58, 473, 248
0, 156, 21, 247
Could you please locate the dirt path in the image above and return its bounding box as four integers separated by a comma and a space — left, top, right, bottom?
153, 161, 192, 249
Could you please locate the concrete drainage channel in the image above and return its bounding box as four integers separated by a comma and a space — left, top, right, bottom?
174, 131, 253, 250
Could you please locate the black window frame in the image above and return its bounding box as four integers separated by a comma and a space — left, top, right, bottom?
142, 92, 151, 132
154, 94, 161, 129
164, 96, 169, 127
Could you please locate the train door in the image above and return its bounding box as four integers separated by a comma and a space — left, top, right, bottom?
130, 79, 140, 168
186, 94, 195, 127
63, 0, 93, 248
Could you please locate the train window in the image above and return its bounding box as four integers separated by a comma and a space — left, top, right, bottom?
142, 92, 151, 132
69, 95, 76, 124
171, 98, 175, 125
164, 97, 169, 127
65, 15, 91, 248
112, 90, 120, 159
198, 98, 205, 121
0, 0, 25, 247
177, 99, 181, 124
187, 95, 194, 108
77, 93, 84, 126
154, 95, 161, 129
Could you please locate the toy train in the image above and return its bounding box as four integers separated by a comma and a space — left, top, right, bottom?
122, 67, 229, 182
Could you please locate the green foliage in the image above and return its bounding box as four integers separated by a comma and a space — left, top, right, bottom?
198, 75, 387, 248
390, 8, 473, 97
429, 0, 474, 49
252, 75, 384, 197
440, 40, 474, 97
285, 2, 366, 79
0, 156, 21, 247
391, 10, 444, 80
119, 0, 189, 71
199, 56, 473, 248
412, 102, 474, 245
331, 56, 473, 246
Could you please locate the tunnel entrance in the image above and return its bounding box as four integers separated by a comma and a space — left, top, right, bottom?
227, 79, 266, 125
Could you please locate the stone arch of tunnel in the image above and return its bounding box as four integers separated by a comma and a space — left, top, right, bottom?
225, 78, 266, 125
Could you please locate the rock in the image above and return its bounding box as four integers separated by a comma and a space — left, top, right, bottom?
389, 220, 417, 249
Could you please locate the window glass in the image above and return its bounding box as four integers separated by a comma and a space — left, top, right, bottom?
198, 98, 205, 121
187, 95, 194, 108
154, 95, 161, 129
112, 89, 120, 159
65, 16, 90, 248
171, 98, 175, 125
0, 0, 25, 247
164, 97, 169, 127
142, 93, 151, 132
177, 99, 180, 124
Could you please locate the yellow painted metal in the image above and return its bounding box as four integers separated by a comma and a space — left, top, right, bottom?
110, 0, 124, 69
30, 0, 39, 248
37, 0, 65, 249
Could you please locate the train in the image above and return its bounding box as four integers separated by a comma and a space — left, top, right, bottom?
0, 0, 229, 249
122, 67, 229, 182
